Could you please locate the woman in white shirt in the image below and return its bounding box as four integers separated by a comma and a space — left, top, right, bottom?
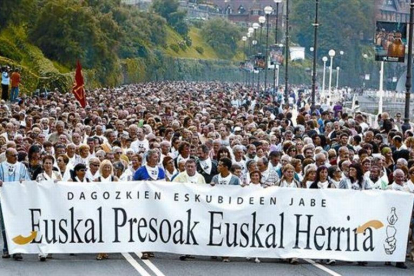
244, 170, 263, 264
57, 154, 70, 181
68, 163, 91, 183
328, 165, 342, 188
277, 164, 302, 189
95, 160, 118, 261
96, 160, 118, 183
37, 155, 62, 183
163, 156, 177, 182
276, 164, 301, 265
405, 167, 414, 193
249, 170, 262, 186
309, 165, 336, 265
309, 166, 335, 189
339, 163, 370, 190
86, 157, 101, 181
302, 164, 317, 188
36, 155, 61, 261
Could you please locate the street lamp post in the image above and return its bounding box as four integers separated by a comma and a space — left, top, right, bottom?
378, 61, 384, 114
252, 39, 258, 88
264, 6, 273, 93
253, 23, 260, 91
311, 0, 319, 112
242, 36, 247, 85
336, 66, 340, 91
276, 65, 280, 87
403, 0, 414, 132
273, 0, 282, 94
274, 0, 282, 44
276, 44, 283, 89
322, 56, 328, 103
258, 17, 266, 93
328, 49, 336, 105
258, 17, 266, 53
362, 53, 368, 89
284, 0, 290, 105
248, 28, 254, 87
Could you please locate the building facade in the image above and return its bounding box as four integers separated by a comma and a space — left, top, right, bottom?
377, 0, 410, 22
185, 0, 283, 27
121, 0, 152, 10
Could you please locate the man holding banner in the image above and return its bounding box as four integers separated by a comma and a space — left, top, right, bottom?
132, 149, 165, 260
386, 169, 410, 269
0, 148, 31, 261
174, 158, 205, 261
174, 159, 205, 185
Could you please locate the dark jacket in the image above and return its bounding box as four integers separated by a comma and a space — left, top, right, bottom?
196, 159, 218, 184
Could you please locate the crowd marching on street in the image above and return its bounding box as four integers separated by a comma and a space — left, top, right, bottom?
0, 78, 413, 269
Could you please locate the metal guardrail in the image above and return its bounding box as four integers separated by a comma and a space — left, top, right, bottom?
344, 94, 414, 130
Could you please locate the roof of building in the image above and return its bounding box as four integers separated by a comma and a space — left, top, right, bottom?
208, 0, 280, 12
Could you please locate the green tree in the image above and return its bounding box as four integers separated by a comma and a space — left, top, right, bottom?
152, 0, 188, 36
201, 18, 241, 59
290, 0, 375, 86
151, 0, 180, 21
29, 0, 121, 85
169, 11, 189, 36
0, 0, 38, 28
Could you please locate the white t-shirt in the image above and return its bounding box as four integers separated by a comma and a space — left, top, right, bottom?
317, 181, 330, 189
99, 175, 114, 182
146, 165, 159, 180
187, 174, 199, 184
405, 180, 414, 193
389, 183, 405, 192
131, 139, 149, 154
280, 180, 299, 188
232, 159, 247, 173
218, 174, 232, 185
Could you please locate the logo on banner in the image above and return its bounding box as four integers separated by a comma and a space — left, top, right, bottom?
13, 231, 38, 245
384, 207, 398, 255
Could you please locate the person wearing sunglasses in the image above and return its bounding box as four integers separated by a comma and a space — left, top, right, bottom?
68, 163, 90, 183
86, 158, 101, 181
112, 146, 124, 163
56, 154, 71, 181
327, 165, 343, 188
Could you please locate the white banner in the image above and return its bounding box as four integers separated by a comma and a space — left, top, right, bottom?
0, 181, 413, 262
290, 47, 305, 61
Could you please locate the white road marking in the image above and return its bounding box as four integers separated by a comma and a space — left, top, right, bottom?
135, 252, 167, 276
304, 258, 342, 276
122, 252, 151, 276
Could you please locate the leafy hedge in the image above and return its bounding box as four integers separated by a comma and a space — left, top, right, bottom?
0, 26, 72, 94
170, 44, 180, 53
195, 46, 204, 55
0, 38, 23, 62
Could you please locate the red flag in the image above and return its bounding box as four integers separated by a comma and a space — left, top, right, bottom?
72, 60, 87, 108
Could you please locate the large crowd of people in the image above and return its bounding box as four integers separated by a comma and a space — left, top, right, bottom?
0, 81, 413, 268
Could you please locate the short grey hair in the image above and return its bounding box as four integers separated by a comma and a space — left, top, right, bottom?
232, 144, 244, 153
393, 169, 404, 177
396, 158, 408, 167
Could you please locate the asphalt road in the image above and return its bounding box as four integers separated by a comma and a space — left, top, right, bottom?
0, 249, 413, 276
